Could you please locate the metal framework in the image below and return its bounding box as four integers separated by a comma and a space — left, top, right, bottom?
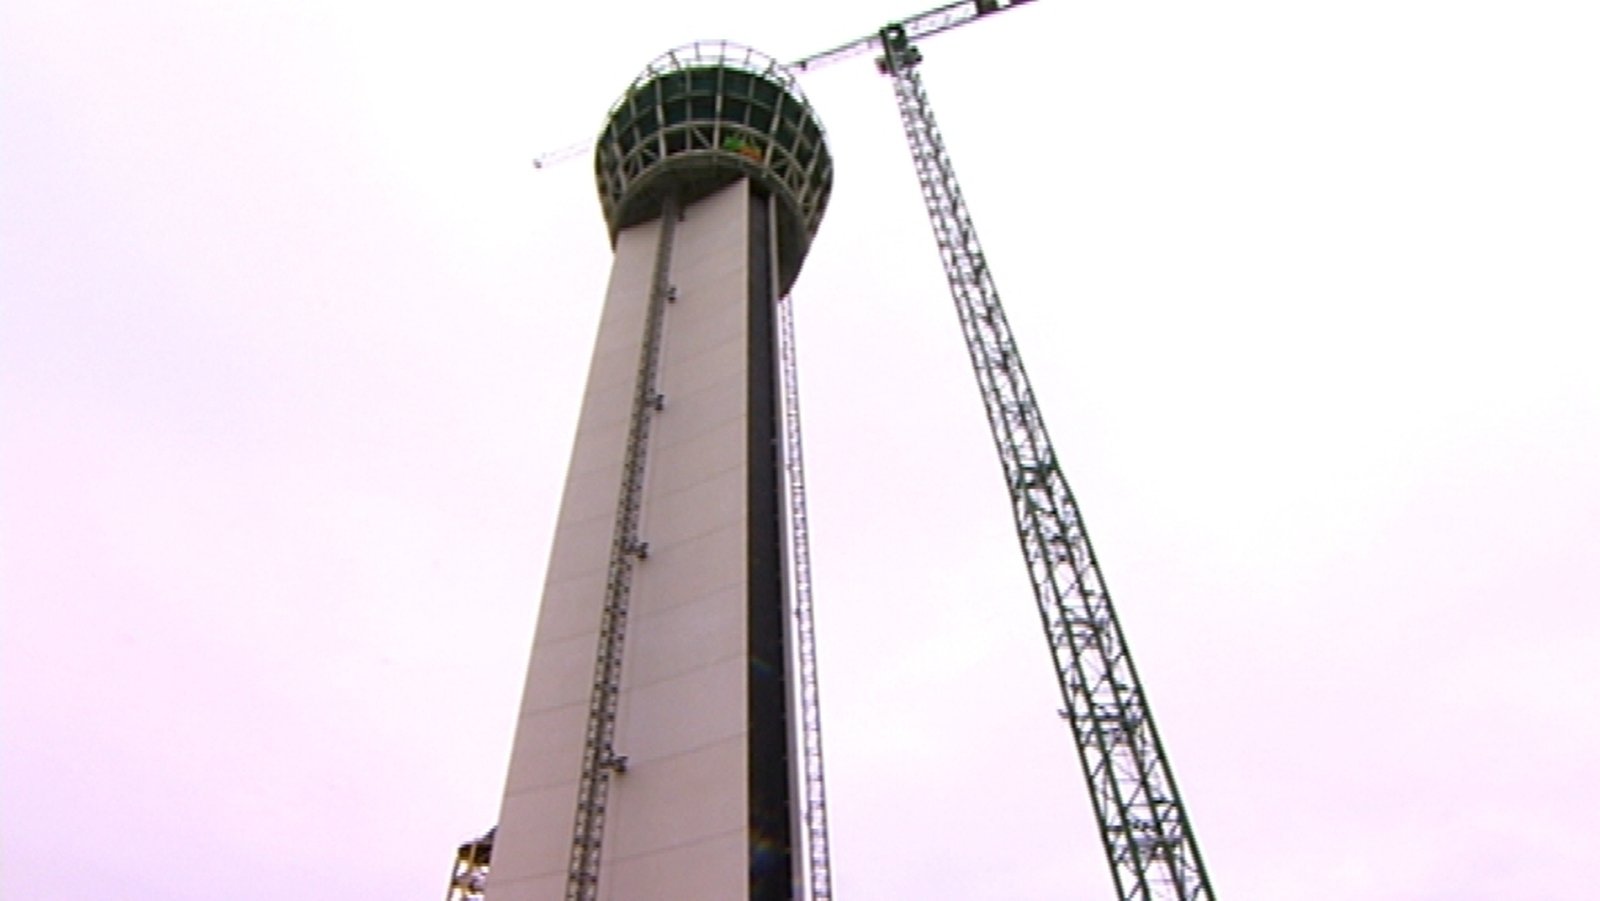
444, 828, 494, 901
877, 24, 1215, 901
564, 194, 679, 901
778, 293, 834, 901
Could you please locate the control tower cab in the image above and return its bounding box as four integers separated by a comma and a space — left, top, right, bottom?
594, 41, 833, 295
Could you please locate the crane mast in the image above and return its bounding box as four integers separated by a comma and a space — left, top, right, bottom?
874, 16, 1215, 901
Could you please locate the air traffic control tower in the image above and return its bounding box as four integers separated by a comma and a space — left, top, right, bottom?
484, 43, 832, 900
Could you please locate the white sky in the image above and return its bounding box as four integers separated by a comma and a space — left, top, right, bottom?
3, 1, 1598, 898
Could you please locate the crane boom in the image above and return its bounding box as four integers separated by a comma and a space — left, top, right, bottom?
876, 22, 1216, 901
791, 0, 1035, 74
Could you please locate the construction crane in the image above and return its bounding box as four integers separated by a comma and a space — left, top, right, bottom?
862, 9, 1216, 900
491, 3, 1217, 898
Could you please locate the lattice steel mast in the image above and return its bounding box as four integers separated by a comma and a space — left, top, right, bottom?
870, 15, 1215, 901
778, 293, 834, 901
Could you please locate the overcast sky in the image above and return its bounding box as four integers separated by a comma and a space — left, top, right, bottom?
4, 1, 1597, 898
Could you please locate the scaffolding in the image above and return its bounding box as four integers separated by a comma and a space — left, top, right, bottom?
443, 827, 494, 901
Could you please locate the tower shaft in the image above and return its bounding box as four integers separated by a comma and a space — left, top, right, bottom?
488, 181, 796, 899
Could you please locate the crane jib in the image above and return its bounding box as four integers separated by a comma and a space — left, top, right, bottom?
789, 0, 1038, 74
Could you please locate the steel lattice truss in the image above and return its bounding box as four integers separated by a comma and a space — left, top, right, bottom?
564, 196, 680, 901
778, 294, 835, 901
879, 27, 1215, 901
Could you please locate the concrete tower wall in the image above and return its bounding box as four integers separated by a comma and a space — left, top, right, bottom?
488, 179, 787, 899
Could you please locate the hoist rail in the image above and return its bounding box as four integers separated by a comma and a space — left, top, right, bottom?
878, 29, 1215, 901
564, 194, 680, 900
778, 293, 835, 901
